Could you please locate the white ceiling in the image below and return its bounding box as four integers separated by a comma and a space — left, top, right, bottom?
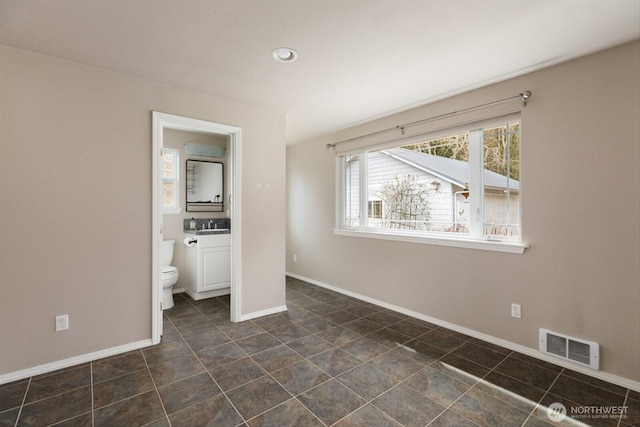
1, 1, 638, 144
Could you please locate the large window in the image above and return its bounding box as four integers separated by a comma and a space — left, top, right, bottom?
162, 148, 179, 213
338, 117, 522, 251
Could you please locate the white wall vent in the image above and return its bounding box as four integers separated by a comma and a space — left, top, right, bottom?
539, 328, 599, 370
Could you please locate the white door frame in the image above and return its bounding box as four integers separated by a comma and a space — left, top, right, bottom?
152, 112, 242, 344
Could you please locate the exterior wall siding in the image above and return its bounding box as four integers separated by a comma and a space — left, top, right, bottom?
345, 151, 519, 233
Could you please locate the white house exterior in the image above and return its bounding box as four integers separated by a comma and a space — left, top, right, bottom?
344, 148, 520, 236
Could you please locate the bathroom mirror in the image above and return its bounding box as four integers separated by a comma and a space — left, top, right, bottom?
186, 160, 224, 212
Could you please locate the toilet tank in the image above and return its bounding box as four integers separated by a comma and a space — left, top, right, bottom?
162, 240, 175, 266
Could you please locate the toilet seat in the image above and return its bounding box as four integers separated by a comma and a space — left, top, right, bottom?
163, 266, 178, 274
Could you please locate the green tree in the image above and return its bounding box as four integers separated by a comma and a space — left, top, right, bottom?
403, 123, 520, 180
405, 133, 469, 162
483, 123, 520, 180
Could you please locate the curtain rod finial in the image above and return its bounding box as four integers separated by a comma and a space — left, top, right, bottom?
326, 143, 336, 150
520, 90, 532, 106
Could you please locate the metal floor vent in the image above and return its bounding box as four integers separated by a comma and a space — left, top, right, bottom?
539, 328, 599, 370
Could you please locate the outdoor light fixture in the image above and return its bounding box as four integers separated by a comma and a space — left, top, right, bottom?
272, 47, 298, 62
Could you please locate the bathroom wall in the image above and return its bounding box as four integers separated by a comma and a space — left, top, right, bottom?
162, 129, 230, 291
0, 44, 286, 379
286, 41, 640, 383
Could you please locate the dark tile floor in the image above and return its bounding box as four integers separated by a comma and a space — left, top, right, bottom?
1, 276, 638, 426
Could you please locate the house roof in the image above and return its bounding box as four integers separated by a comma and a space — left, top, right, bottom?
382, 148, 520, 191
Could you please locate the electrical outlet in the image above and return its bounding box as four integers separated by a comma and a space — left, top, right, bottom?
293, 254, 297, 262
511, 304, 521, 319
56, 314, 69, 331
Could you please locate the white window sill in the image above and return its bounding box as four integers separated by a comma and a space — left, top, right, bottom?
334, 228, 528, 254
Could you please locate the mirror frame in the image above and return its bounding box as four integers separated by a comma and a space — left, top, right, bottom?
185, 159, 224, 212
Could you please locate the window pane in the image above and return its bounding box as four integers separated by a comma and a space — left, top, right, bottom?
162, 148, 179, 212
163, 182, 174, 208
367, 134, 470, 233
343, 155, 359, 227
163, 153, 175, 178
483, 123, 520, 237
368, 200, 382, 219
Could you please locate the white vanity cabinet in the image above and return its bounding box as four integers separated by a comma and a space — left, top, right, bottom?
185, 233, 231, 300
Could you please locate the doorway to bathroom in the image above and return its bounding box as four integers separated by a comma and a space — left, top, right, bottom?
152, 112, 242, 343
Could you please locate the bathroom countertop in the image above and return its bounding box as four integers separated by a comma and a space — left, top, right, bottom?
184, 229, 231, 235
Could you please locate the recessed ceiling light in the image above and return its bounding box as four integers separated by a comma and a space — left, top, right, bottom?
272, 47, 298, 63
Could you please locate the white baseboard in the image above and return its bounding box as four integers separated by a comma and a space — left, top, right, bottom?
0, 339, 154, 386
185, 288, 230, 301
286, 272, 640, 392
239, 305, 288, 321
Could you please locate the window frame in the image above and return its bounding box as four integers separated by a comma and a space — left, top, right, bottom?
368, 200, 383, 219
162, 148, 180, 214
334, 118, 528, 254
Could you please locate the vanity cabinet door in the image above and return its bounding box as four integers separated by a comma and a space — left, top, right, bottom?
200, 247, 231, 291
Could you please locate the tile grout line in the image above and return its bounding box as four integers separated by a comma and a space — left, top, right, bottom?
297, 282, 495, 425
170, 301, 267, 426
523, 367, 565, 426
239, 325, 332, 424
291, 395, 330, 427
90, 361, 95, 427
420, 347, 513, 427
282, 295, 445, 425
239, 302, 401, 425
420, 348, 481, 427
217, 319, 334, 426
286, 280, 640, 425
561, 370, 632, 399
163, 306, 238, 414
616, 389, 629, 427
9, 365, 91, 407
13, 368, 97, 426
12, 371, 94, 427
482, 350, 546, 427
149, 315, 177, 426
292, 288, 513, 424
485, 358, 564, 427
372, 342, 475, 426
465, 350, 560, 426
537, 368, 632, 426
191, 342, 249, 425
6, 282, 636, 426
303, 280, 638, 390
327, 333, 473, 426
12, 376, 30, 427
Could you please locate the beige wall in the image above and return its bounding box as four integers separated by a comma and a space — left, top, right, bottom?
287, 41, 640, 382
0, 44, 286, 377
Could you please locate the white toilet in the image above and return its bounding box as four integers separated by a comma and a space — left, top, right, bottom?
162, 240, 179, 310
